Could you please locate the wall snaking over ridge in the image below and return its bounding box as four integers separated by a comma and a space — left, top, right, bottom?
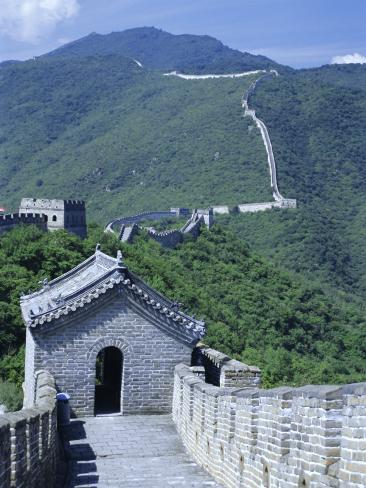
173, 363, 366, 488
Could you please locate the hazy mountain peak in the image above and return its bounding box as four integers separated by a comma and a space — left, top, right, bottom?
46, 26, 281, 74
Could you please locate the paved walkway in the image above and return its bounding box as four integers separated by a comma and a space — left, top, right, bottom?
61, 415, 223, 487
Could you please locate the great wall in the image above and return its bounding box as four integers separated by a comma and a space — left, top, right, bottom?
1, 71, 366, 488
104, 70, 296, 245
0, 71, 295, 247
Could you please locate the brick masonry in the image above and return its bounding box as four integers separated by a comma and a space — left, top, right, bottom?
0, 371, 58, 488
173, 364, 366, 488
25, 289, 193, 416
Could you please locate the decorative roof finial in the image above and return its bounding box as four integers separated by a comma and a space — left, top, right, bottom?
95, 243, 101, 252
38, 278, 49, 290
117, 250, 123, 266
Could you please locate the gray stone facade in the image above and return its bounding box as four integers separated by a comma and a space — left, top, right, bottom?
22, 249, 205, 416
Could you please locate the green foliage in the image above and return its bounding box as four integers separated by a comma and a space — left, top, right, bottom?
0, 379, 23, 412
217, 64, 366, 298
0, 55, 271, 220
2, 224, 364, 389
47, 27, 281, 74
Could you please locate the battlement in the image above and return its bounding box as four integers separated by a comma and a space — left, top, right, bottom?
106, 208, 213, 247
0, 213, 47, 235
173, 361, 366, 488
0, 371, 59, 487
19, 197, 87, 238
20, 198, 85, 211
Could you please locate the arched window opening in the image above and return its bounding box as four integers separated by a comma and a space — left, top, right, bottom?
298, 477, 307, 488
94, 346, 123, 415
52, 215, 57, 222
263, 465, 270, 487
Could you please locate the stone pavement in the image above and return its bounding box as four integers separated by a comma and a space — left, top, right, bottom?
60, 414, 223, 487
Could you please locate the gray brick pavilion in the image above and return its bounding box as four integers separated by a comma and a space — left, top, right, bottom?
21, 246, 205, 416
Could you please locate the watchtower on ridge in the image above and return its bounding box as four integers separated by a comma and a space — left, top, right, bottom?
19, 198, 87, 239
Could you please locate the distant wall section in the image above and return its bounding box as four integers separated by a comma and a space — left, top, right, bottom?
19, 198, 86, 238
0, 213, 47, 236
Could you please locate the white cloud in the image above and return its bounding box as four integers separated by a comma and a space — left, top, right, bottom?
0, 0, 80, 43
331, 53, 366, 65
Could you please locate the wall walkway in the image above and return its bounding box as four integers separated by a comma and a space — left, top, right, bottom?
61, 414, 223, 487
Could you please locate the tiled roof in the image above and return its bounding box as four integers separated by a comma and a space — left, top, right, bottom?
20, 247, 205, 344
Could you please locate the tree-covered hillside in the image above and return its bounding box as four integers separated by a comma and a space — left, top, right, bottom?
219, 64, 366, 297
0, 55, 271, 219
46, 27, 282, 74
1, 225, 365, 400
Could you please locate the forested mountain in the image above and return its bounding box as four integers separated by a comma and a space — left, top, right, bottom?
0, 54, 271, 219
219, 64, 366, 297
46, 26, 282, 73
1, 28, 366, 407
1, 224, 365, 409
1, 28, 366, 294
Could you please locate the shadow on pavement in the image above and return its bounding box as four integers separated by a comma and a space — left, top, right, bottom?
59, 420, 99, 488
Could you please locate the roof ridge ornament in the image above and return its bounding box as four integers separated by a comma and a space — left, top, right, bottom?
38, 278, 50, 291
116, 250, 123, 267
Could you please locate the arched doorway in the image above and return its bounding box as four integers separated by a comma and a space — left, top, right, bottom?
94, 346, 123, 415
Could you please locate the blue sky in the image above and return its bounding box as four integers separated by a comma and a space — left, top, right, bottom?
0, 0, 365, 68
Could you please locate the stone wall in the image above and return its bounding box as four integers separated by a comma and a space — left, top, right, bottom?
193, 345, 261, 388
106, 210, 177, 232
19, 198, 87, 238
0, 213, 47, 236
173, 364, 366, 488
0, 370, 58, 488
27, 289, 193, 416
237, 200, 297, 213
147, 228, 184, 248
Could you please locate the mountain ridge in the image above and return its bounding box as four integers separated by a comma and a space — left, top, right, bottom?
44, 26, 284, 73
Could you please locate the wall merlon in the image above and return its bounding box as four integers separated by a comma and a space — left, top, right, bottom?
173, 363, 366, 488
0, 370, 58, 488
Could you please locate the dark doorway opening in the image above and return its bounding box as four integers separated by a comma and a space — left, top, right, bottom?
94, 346, 123, 415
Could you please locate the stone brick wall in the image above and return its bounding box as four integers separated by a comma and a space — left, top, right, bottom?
147, 228, 184, 248
0, 213, 47, 236
173, 364, 366, 488
19, 198, 86, 238
28, 289, 192, 416
0, 370, 58, 488
193, 345, 261, 388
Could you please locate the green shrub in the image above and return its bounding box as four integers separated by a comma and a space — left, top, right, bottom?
0, 380, 23, 412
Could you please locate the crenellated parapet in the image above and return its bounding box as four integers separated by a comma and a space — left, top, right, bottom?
0, 370, 59, 488
19, 198, 86, 238
173, 362, 366, 488
106, 208, 213, 248
193, 345, 261, 388
0, 213, 47, 236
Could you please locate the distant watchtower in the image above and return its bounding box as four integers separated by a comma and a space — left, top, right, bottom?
19, 198, 87, 239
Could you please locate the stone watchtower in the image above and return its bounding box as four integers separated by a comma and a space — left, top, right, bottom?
19, 198, 86, 239
21, 247, 205, 416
